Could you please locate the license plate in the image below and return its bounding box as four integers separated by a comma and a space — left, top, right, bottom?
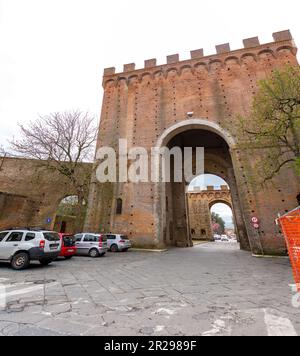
68, 249, 74, 253
50, 244, 59, 250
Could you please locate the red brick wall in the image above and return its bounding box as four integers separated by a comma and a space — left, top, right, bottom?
85, 30, 300, 254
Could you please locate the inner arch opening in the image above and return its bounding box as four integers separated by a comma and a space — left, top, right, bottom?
161, 126, 250, 250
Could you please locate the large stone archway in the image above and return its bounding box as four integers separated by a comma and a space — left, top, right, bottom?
155, 124, 250, 250
85, 30, 300, 255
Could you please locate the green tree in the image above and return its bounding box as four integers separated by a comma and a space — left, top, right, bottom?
211, 212, 225, 235
236, 65, 300, 182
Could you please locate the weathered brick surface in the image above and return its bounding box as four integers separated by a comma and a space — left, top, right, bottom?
0, 157, 91, 231
188, 186, 232, 241
85, 31, 300, 255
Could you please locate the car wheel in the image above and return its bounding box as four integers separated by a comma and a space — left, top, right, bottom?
110, 244, 119, 253
11, 253, 30, 270
89, 249, 99, 258
39, 259, 53, 266
65, 256, 73, 260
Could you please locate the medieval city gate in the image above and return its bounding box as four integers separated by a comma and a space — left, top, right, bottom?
188, 185, 233, 242
85, 30, 300, 255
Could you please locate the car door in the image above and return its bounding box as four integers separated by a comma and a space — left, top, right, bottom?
75, 234, 84, 254
0, 232, 24, 259
83, 234, 98, 254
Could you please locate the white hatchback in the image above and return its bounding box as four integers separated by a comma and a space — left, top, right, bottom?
105, 234, 132, 252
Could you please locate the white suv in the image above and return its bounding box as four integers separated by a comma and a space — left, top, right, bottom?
0, 229, 62, 270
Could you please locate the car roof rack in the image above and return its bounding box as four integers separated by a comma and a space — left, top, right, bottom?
5, 227, 46, 231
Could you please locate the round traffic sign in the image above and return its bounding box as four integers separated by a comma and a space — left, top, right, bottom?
251, 217, 259, 224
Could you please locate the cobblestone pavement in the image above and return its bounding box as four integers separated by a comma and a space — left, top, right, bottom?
0, 242, 299, 336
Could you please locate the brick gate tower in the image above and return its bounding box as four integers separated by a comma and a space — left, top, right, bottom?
85, 30, 300, 255
188, 186, 233, 241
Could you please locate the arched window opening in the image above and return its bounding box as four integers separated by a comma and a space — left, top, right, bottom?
116, 198, 123, 215
297, 194, 300, 206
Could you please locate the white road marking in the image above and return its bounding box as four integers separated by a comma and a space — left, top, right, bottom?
0, 282, 58, 299
0, 284, 6, 308
202, 319, 227, 336
264, 309, 298, 336
155, 308, 176, 316
155, 325, 166, 333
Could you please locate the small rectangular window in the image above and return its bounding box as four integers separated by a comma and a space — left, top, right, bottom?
43, 233, 60, 242
116, 198, 123, 215
84, 235, 98, 242
107, 235, 116, 240
25, 233, 36, 241
0, 232, 8, 242
6, 232, 23, 242
63, 235, 75, 247
76, 235, 83, 242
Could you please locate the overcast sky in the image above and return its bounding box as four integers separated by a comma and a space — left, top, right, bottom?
0, 0, 299, 148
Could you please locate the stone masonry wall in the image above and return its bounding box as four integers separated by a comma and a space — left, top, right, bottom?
0, 157, 92, 231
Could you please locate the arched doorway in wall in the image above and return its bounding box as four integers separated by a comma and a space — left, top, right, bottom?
54, 195, 86, 234
155, 119, 250, 251
187, 174, 237, 242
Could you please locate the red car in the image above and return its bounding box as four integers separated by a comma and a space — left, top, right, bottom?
58, 233, 77, 259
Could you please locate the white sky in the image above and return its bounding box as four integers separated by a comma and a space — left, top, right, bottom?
189, 174, 228, 190
0, 0, 300, 148
211, 204, 233, 229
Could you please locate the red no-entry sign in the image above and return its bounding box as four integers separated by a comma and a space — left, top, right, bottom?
251, 217, 260, 229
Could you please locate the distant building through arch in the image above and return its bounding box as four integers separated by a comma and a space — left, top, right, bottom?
187, 185, 233, 241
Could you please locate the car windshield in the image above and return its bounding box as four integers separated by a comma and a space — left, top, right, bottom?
63, 235, 75, 247
43, 232, 60, 242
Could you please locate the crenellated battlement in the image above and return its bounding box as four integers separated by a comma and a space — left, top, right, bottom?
189, 185, 230, 193
102, 30, 297, 86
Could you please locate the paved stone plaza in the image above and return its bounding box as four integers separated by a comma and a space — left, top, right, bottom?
0, 242, 299, 336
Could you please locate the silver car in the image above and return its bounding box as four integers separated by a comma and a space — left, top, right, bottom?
105, 234, 132, 252
74, 233, 108, 258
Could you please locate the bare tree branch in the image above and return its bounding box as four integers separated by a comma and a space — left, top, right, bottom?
10, 110, 97, 211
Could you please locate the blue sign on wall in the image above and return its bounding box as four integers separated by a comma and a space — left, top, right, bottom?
46, 218, 52, 224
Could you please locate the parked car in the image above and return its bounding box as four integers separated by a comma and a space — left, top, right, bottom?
74, 233, 108, 258
58, 233, 77, 259
105, 234, 132, 252
0, 229, 61, 270
221, 235, 230, 242
214, 234, 221, 241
